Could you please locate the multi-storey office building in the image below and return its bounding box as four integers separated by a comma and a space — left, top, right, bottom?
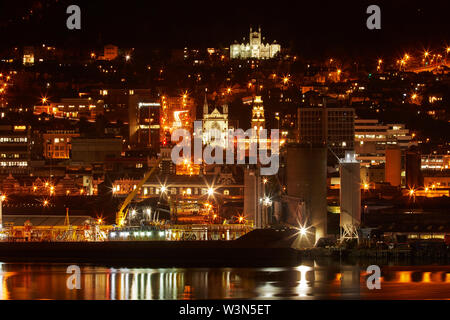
354, 119, 415, 167
42, 130, 80, 159
0, 125, 31, 174
297, 107, 355, 159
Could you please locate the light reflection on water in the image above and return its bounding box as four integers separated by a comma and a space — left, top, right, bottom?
0, 261, 449, 300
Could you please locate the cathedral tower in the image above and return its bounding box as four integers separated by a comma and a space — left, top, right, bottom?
251, 96, 265, 134
203, 94, 208, 116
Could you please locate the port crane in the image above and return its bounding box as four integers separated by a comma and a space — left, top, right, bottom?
116, 158, 163, 226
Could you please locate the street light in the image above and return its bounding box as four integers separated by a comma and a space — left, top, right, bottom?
295, 223, 310, 238
300, 227, 307, 236
377, 59, 382, 72
263, 196, 272, 206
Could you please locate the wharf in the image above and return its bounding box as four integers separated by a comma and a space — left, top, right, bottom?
297, 247, 449, 260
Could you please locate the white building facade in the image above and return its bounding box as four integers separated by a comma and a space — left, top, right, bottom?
202, 96, 229, 149
355, 119, 416, 167
230, 27, 281, 60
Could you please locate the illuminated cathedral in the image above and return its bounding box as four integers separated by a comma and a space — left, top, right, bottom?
202, 96, 229, 149
230, 27, 281, 60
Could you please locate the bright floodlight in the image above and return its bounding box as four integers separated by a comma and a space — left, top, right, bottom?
263, 196, 272, 206
300, 227, 307, 236
160, 185, 167, 193
207, 187, 214, 196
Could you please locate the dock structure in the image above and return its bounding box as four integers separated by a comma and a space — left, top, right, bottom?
0, 215, 112, 242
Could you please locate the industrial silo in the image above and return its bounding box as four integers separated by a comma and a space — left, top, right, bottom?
286, 145, 327, 241
339, 151, 361, 237
244, 167, 263, 228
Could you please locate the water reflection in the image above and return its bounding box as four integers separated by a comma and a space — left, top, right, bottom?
0, 261, 449, 300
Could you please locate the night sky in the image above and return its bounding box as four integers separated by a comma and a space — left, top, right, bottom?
1, 0, 450, 59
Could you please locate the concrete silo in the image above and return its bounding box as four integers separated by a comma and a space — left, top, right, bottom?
244, 167, 263, 228
339, 151, 361, 239
286, 145, 327, 241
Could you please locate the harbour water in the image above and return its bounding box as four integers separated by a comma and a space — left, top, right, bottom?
0, 259, 449, 300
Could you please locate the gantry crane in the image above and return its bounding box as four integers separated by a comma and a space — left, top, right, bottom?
116, 158, 163, 226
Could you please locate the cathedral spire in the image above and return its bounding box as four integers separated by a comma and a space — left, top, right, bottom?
203, 93, 208, 115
